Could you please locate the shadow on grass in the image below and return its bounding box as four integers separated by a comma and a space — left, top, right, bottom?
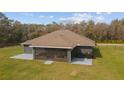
93, 48, 102, 59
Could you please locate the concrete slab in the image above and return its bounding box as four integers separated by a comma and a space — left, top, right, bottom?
71, 58, 92, 65
10, 54, 33, 60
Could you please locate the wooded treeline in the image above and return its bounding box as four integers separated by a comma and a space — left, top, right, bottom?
0, 12, 124, 47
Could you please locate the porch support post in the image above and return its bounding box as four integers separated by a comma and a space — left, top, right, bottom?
32, 47, 36, 59
67, 50, 71, 63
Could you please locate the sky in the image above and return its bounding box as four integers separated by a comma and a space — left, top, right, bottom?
3, 12, 124, 24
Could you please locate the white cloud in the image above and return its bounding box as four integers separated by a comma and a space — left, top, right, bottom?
59, 13, 93, 23
95, 16, 104, 23
59, 13, 106, 24
96, 12, 112, 15
39, 15, 54, 19
39, 15, 45, 18
106, 12, 112, 15
21, 13, 33, 16
49, 16, 54, 18
96, 12, 102, 15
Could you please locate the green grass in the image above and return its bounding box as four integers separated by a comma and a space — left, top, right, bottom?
0, 45, 124, 80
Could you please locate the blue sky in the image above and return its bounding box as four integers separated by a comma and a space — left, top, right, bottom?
4, 12, 124, 24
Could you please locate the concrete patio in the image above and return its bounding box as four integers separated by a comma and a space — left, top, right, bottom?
10, 54, 92, 65
10, 54, 33, 60
71, 58, 92, 65
10, 54, 54, 64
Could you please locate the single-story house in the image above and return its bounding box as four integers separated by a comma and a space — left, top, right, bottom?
21, 30, 95, 62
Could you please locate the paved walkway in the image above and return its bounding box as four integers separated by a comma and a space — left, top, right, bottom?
71, 58, 92, 65
97, 43, 124, 46
10, 54, 33, 60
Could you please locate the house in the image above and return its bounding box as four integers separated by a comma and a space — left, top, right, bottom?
21, 30, 95, 62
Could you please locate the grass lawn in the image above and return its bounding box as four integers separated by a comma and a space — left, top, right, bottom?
0, 45, 124, 80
